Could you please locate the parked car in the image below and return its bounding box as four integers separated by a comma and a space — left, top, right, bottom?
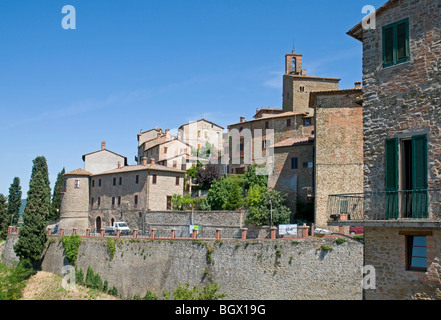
349, 226, 364, 235
104, 222, 131, 236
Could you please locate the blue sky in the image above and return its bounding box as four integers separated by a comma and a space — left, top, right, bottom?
0, 0, 386, 197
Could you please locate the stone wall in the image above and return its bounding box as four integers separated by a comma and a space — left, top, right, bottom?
361, 0, 441, 195
313, 90, 364, 230
364, 226, 441, 300
37, 235, 364, 300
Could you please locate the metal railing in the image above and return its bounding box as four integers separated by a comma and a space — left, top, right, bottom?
327, 189, 441, 222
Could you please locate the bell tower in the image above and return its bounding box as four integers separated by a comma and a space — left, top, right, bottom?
285, 50, 305, 76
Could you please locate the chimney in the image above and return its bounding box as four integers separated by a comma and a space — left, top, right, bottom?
101, 140, 106, 150
118, 162, 121, 169
240, 117, 245, 123
142, 157, 147, 166
150, 158, 155, 165
355, 82, 362, 89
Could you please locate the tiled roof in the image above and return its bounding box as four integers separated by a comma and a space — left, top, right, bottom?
92, 163, 185, 176
272, 136, 315, 148
64, 168, 93, 176
228, 111, 309, 128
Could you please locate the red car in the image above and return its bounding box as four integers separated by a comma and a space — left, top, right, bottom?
349, 226, 364, 235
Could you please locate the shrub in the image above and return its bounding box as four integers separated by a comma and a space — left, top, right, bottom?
162, 282, 227, 300
61, 234, 82, 265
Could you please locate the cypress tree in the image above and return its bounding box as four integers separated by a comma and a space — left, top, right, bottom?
0, 194, 8, 240
14, 156, 51, 266
7, 177, 22, 227
48, 168, 65, 222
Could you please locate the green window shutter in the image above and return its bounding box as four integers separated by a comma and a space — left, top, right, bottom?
385, 138, 399, 219
412, 135, 428, 190
383, 25, 395, 67
383, 18, 410, 67
412, 135, 428, 218
385, 138, 399, 191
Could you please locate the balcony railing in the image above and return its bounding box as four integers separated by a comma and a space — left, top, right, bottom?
327, 189, 441, 222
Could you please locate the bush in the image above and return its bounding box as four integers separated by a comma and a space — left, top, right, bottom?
0, 262, 33, 300
61, 234, 82, 265
245, 189, 291, 226
162, 282, 227, 300
85, 266, 103, 291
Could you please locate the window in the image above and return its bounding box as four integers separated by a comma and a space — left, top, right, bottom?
300, 86, 305, 92
287, 119, 291, 127
152, 174, 157, 184
113, 177, 116, 186
97, 197, 101, 207
91, 198, 94, 206
262, 139, 267, 151
74, 180, 80, 188
265, 121, 269, 129
99, 179, 101, 187
92, 180, 95, 187
407, 236, 427, 271
303, 118, 312, 126
112, 197, 115, 207
119, 177, 122, 185
118, 196, 121, 207
167, 196, 172, 211
385, 135, 428, 219
176, 176, 180, 186
383, 18, 410, 68
164, 147, 168, 154
136, 175, 139, 184
134, 195, 138, 207
291, 157, 298, 170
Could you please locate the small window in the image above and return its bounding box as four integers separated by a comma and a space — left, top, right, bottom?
164, 147, 168, 154
265, 121, 269, 129
74, 180, 80, 188
383, 18, 410, 68
97, 197, 101, 207
287, 119, 291, 127
152, 174, 157, 184
92, 180, 95, 187
113, 177, 116, 186
407, 236, 427, 271
134, 195, 138, 207
262, 139, 267, 151
99, 179, 101, 187
118, 196, 121, 206
300, 86, 305, 92
119, 177, 122, 185
304, 118, 312, 126
176, 176, 180, 186
112, 197, 115, 207
91, 198, 94, 206
136, 175, 139, 184
291, 157, 298, 170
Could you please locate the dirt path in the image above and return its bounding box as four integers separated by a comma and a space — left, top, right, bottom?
20, 271, 119, 300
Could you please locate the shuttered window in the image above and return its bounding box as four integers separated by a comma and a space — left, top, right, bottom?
383, 18, 410, 68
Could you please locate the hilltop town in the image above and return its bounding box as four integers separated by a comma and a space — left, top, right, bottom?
1, 0, 441, 303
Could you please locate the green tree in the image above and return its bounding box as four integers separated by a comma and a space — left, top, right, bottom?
0, 262, 33, 300
48, 168, 65, 222
0, 194, 8, 240
243, 164, 268, 190
6, 177, 22, 227
14, 157, 51, 266
245, 189, 291, 226
207, 176, 244, 211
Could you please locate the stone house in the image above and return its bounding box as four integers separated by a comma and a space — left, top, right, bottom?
227, 51, 340, 216
178, 119, 224, 154
310, 88, 364, 231
83, 140, 127, 175
328, 0, 441, 299
59, 149, 185, 232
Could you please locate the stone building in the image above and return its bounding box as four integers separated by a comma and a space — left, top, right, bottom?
310, 88, 364, 231
59, 143, 185, 232
178, 119, 224, 153
329, 0, 441, 299
227, 51, 340, 216
83, 140, 127, 175
88, 157, 185, 232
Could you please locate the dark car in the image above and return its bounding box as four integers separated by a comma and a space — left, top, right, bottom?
349, 226, 364, 235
